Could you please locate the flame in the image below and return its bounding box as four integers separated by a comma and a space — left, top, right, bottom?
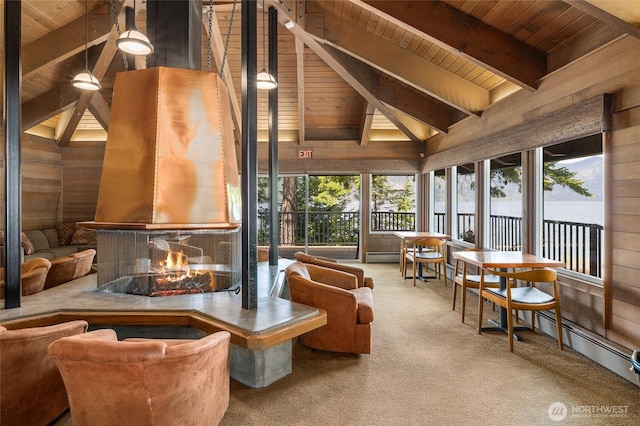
158, 250, 192, 282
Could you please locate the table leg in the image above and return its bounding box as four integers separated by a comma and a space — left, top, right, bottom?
483, 269, 528, 340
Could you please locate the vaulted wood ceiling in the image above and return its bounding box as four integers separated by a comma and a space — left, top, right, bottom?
9, 1, 640, 156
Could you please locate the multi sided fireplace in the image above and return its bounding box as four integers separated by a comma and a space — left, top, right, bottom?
86, 67, 242, 296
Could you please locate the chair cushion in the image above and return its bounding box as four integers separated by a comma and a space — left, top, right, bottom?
414, 252, 443, 260
458, 274, 500, 284
351, 287, 374, 323
485, 286, 555, 304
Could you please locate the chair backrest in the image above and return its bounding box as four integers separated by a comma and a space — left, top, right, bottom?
0, 320, 88, 426
47, 329, 231, 426
45, 249, 96, 289
487, 267, 557, 285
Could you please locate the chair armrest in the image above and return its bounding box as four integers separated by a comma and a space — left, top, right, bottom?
288, 276, 358, 320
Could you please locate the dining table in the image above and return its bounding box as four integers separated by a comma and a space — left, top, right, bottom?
451, 250, 565, 339
393, 231, 451, 281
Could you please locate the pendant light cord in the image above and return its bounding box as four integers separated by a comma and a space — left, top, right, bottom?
84, 0, 89, 71
262, 0, 266, 69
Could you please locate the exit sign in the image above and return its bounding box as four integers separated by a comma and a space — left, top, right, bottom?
298, 149, 313, 159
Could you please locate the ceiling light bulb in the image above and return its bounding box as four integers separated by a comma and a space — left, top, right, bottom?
284, 20, 295, 29
116, 29, 154, 55
257, 68, 278, 90
72, 70, 102, 91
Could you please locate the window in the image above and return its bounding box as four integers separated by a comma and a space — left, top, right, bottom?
489, 154, 522, 251
541, 136, 604, 279
456, 163, 475, 243
433, 170, 446, 234
371, 175, 416, 231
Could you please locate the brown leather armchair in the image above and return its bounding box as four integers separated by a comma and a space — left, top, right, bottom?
285, 261, 374, 354
47, 329, 231, 426
0, 320, 88, 426
294, 251, 374, 289
44, 248, 96, 289
0, 257, 52, 298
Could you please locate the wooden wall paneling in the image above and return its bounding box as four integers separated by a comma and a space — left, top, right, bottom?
61, 141, 104, 222
558, 279, 605, 336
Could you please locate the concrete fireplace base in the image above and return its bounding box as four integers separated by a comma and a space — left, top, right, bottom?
230, 340, 293, 388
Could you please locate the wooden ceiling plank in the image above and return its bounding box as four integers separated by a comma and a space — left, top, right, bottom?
355, 0, 546, 91
22, 5, 112, 79
565, 0, 640, 41
311, 8, 487, 115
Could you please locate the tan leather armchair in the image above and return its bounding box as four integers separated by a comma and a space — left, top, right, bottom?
285, 261, 374, 354
47, 329, 231, 426
0, 320, 88, 426
45, 248, 96, 289
0, 257, 52, 298
294, 251, 374, 289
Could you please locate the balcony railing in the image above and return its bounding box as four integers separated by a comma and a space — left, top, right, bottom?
435, 212, 603, 278
258, 211, 603, 278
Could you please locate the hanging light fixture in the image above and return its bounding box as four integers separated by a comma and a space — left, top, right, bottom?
72, 0, 102, 91
257, 0, 277, 90
116, 0, 154, 55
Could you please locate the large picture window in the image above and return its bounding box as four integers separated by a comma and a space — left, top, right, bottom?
433, 170, 446, 234
490, 154, 522, 251
456, 163, 475, 243
370, 175, 416, 232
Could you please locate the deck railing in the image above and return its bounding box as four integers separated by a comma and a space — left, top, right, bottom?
435, 212, 604, 278
258, 211, 603, 278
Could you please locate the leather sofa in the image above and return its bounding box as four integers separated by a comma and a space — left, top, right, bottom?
0, 320, 88, 426
45, 249, 97, 289
22, 227, 96, 262
294, 251, 374, 289
285, 261, 374, 354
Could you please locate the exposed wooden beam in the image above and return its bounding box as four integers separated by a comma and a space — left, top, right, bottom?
309, 8, 487, 115
88, 93, 111, 131
325, 46, 467, 134
267, 0, 424, 144
568, 0, 640, 41
360, 103, 375, 146
21, 5, 112, 79
355, 0, 547, 91
21, 86, 77, 131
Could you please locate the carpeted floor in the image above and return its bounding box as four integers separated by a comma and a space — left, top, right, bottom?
220, 263, 639, 426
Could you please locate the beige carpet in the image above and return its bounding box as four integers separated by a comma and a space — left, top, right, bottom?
221, 263, 639, 426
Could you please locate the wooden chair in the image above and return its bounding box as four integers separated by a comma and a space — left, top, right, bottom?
403, 237, 447, 287
478, 267, 563, 352
452, 248, 501, 323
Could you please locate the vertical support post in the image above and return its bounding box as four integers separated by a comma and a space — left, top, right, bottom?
242, 0, 258, 309
268, 6, 279, 266
4, 0, 22, 308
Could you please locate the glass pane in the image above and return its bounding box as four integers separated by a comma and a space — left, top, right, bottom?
433, 170, 446, 234
490, 154, 522, 251
541, 136, 603, 278
457, 163, 475, 243
371, 175, 416, 231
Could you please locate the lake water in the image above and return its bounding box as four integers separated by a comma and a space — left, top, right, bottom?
436, 200, 603, 226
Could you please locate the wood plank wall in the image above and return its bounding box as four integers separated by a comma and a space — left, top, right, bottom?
21, 134, 62, 230
421, 35, 640, 349
61, 140, 105, 223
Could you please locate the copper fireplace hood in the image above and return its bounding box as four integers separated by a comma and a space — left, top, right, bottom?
93, 67, 241, 229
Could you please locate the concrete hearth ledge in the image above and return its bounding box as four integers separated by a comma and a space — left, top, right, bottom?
1, 261, 327, 387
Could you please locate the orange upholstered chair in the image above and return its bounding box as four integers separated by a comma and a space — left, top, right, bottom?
0, 257, 52, 298
285, 261, 374, 354
45, 248, 96, 289
48, 329, 231, 426
0, 320, 88, 426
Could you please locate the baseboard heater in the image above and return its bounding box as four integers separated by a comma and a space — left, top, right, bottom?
536, 311, 639, 387
366, 252, 400, 263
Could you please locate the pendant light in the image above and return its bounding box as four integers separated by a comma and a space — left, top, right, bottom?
116, 0, 154, 55
72, 0, 102, 91
257, 0, 277, 90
